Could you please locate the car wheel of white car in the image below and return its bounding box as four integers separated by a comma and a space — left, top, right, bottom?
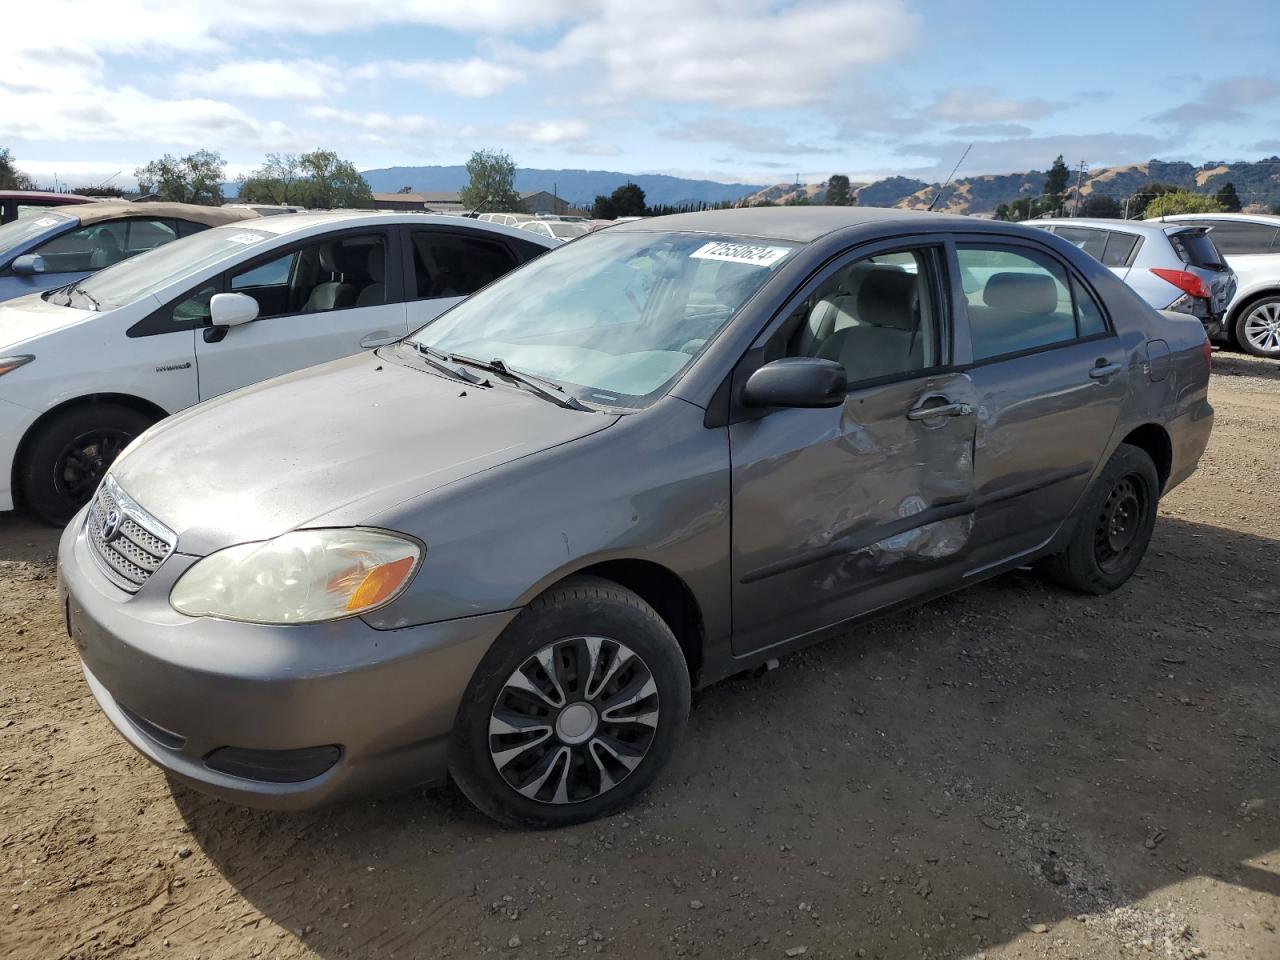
18, 403, 154, 527
1236, 296, 1280, 358
449, 575, 690, 828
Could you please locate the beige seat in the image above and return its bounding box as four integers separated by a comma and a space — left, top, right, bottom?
815, 268, 923, 381
302, 244, 356, 313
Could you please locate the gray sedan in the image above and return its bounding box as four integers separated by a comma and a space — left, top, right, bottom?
58, 208, 1213, 828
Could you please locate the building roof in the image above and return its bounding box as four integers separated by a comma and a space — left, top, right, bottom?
51, 200, 259, 227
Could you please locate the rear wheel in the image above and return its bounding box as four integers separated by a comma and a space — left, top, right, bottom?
1043, 443, 1159, 595
17, 404, 154, 526
1236, 296, 1280, 358
449, 576, 690, 829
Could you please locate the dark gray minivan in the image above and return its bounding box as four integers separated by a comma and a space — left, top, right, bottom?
59, 208, 1213, 828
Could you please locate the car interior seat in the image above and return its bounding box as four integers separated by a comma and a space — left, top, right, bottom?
814, 268, 924, 381
302, 243, 357, 313
88, 229, 123, 269
971, 271, 1067, 357
356, 245, 385, 307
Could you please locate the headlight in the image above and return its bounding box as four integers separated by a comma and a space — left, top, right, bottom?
170, 528, 421, 624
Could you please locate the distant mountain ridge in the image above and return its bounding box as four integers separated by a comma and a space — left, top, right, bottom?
358, 165, 765, 207
743, 158, 1280, 215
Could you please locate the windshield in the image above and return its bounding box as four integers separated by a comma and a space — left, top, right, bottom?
0, 212, 72, 257
56, 225, 275, 310
409, 231, 796, 407
548, 222, 588, 239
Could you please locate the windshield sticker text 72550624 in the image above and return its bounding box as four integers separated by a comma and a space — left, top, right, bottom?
689, 241, 790, 268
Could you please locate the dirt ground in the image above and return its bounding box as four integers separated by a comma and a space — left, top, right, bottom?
2, 352, 1278, 960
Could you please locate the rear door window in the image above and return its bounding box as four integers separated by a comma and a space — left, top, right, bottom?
1200, 220, 1280, 256
124, 218, 177, 256
957, 245, 1084, 361
409, 230, 518, 300
1101, 231, 1140, 267
1052, 226, 1107, 261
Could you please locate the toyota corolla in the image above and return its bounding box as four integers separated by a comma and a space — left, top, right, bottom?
58, 208, 1213, 828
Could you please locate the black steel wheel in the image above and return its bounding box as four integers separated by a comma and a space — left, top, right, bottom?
1043, 443, 1160, 595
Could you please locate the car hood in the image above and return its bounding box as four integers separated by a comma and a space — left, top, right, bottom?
0, 292, 96, 350
109, 349, 619, 554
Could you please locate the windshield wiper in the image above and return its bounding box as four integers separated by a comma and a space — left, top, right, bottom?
409, 342, 482, 384
450, 353, 590, 411
69, 283, 100, 311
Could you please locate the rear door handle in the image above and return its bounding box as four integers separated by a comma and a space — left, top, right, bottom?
1089, 361, 1123, 380
906, 400, 973, 421
360, 334, 400, 348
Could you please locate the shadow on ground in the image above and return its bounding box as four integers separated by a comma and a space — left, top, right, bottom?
159, 514, 1280, 958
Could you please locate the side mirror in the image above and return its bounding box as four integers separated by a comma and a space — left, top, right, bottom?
742, 357, 847, 409
209, 292, 259, 328
11, 254, 46, 276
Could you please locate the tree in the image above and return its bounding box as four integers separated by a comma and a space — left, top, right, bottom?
134, 150, 225, 204
1079, 194, 1122, 218
591, 182, 646, 219
0, 146, 36, 190
1042, 155, 1071, 214
459, 149, 523, 213
237, 153, 305, 205
1127, 182, 1179, 219
1214, 181, 1242, 213
295, 149, 372, 209
825, 174, 854, 206
1143, 191, 1225, 218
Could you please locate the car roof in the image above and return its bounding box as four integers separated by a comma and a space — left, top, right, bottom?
1151, 212, 1280, 226
55, 201, 259, 227
0, 190, 98, 204
606, 206, 989, 243
1036, 217, 1197, 236
234, 210, 557, 246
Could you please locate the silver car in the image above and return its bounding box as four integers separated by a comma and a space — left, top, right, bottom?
1034, 218, 1236, 341
58, 208, 1213, 828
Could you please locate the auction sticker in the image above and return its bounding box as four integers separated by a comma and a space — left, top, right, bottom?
690, 241, 790, 267
226, 232, 266, 245
33, 217, 61, 227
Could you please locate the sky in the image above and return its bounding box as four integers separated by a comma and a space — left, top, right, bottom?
4, 0, 1279, 191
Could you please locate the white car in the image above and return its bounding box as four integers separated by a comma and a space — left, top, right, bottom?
1150, 213, 1280, 358
476, 213, 534, 227
518, 220, 590, 242
0, 211, 555, 523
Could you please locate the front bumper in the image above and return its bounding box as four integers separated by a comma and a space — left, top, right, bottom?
58, 511, 518, 810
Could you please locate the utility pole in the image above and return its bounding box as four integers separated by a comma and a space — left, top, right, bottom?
1072, 160, 1087, 216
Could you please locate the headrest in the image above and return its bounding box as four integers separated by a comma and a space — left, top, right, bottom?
856, 267, 918, 331
367, 244, 384, 279
982, 272, 1057, 315
318, 243, 341, 273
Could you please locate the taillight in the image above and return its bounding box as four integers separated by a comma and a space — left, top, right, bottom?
1151, 268, 1210, 300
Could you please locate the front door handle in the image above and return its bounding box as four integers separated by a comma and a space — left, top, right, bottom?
906, 400, 973, 421
1089, 361, 1123, 380
360, 334, 400, 349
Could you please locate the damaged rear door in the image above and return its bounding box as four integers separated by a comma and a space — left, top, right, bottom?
728, 240, 977, 658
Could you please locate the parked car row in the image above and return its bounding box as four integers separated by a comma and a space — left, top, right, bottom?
34, 207, 1211, 828
1033, 212, 1280, 358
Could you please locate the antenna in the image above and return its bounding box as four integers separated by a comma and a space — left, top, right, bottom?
928, 143, 971, 212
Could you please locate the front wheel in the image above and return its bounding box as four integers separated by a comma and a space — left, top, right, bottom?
1043, 443, 1160, 595
17, 404, 154, 526
1236, 296, 1280, 358
449, 576, 690, 828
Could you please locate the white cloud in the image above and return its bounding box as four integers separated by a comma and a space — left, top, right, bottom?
925, 87, 1059, 123
357, 59, 524, 98
510, 0, 920, 109
663, 117, 838, 155
456, 119, 592, 145
175, 60, 341, 101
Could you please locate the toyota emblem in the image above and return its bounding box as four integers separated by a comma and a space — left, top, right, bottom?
99, 509, 123, 544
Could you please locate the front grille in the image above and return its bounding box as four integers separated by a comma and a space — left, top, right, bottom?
85, 476, 176, 593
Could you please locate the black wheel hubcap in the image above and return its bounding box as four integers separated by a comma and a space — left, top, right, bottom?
1094, 475, 1144, 573
54, 430, 132, 507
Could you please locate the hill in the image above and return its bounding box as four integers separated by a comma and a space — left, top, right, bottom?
744, 158, 1280, 216
357, 165, 764, 207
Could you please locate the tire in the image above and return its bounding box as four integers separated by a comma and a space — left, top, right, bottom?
1043, 443, 1160, 595
17, 403, 154, 527
1234, 295, 1280, 358
449, 575, 691, 829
